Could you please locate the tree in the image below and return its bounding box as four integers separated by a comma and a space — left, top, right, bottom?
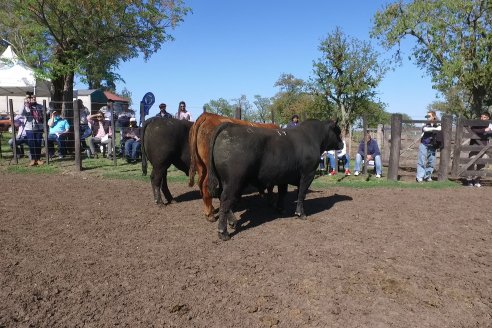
252, 95, 273, 123
427, 86, 470, 117
310, 27, 388, 135
204, 98, 235, 117
0, 0, 190, 114
271, 73, 325, 124
371, 0, 492, 117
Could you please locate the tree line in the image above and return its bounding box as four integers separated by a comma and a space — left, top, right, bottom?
1, 0, 490, 130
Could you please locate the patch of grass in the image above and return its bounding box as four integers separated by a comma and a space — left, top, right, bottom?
0, 155, 461, 189
312, 173, 459, 189
5, 161, 60, 174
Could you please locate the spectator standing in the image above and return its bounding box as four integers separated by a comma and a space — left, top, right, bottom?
327, 139, 351, 176
156, 103, 172, 118
354, 131, 383, 178
286, 114, 300, 129
47, 110, 70, 159
416, 111, 441, 182
21, 93, 45, 166
466, 112, 491, 187
176, 101, 191, 121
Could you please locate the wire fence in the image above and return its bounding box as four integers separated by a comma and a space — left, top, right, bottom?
0, 99, 140, 168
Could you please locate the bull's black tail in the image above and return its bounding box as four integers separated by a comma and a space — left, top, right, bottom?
140, 117, 152, 176
207, 122, 233, 196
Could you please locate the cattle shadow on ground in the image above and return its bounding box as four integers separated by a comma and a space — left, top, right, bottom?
174, 190, 202, 202
229, 190, 352, 238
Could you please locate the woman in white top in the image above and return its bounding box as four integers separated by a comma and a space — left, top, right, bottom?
176, 101, 191, 121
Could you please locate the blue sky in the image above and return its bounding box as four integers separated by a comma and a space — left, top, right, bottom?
82, 1, 439, 121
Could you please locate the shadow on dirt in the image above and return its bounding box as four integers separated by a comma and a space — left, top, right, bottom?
229, 190, 352, 238
174, 189, 202, 202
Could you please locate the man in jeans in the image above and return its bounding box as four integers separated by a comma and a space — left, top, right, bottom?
416, 111, 441, 182
354, 131, 383, 178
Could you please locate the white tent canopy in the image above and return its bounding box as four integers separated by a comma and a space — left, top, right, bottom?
0, 45, 51, 97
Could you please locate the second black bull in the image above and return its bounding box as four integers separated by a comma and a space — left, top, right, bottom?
141, 117, 193, 204
208, 119, 343, 241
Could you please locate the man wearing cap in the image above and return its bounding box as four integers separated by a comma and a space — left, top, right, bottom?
156, 103, 172, 118
20, 92, 45, 166
122, 117, 141, 163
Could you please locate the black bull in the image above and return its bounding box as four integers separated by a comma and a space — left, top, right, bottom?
208, 119, 343, 241
141, 117, 193, 204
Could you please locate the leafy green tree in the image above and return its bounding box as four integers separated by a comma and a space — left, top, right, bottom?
310, 27, 388, 135
271, 73, 324, 125
120, 88, 133, 107
371, 0, 492, 117
204, 98, 235, 117
427, 86, 470, 117
252, 95, 273, 123
0, 0, 190, 114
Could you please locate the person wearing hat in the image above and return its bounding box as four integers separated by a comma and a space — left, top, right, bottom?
286, 114, 300, 129
156, 103, 172, 118
122, 117, 141, 163
87, 111, 113, 158
20, 92, 45, 166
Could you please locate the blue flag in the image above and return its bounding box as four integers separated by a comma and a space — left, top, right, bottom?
141, 92, 155, 116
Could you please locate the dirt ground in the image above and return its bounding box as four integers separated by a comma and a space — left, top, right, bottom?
0, 171, 491, 328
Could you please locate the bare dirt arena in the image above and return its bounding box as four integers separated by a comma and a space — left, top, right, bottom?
1, 171, 491, 328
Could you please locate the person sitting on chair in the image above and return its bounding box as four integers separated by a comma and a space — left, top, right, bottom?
8, 115, 28, 158
354, 131, 382, 178
47, 110, 70, 159
122, 118, 141, 163
87, 111, 113, 158
327, 139, 351, 176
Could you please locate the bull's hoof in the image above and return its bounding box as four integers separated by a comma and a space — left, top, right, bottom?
228, 219, 237, 230
205, 214, 218, 222
218, 231, 231, 241
294, 212, 307, 220
154, 199, 163, 205
166, 199, 177, 205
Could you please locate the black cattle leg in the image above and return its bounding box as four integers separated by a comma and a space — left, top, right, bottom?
150, 169, 163, 204
276, 184, 288, 214
160, 170, 175, 204
217, 185, 239, 241
294, 174, 315, 219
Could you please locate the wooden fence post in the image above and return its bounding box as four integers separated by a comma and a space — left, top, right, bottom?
8, 99, 16, 162
235, 106, 241, 120
73, 99, 81, 171
110, 102, 117, 166
362, 115, 368, 174
387, 114, 402, 181
438, 114, 452, 181
203, 105, 207, 113
451, 116, 463, 177
42, 100, 49, 164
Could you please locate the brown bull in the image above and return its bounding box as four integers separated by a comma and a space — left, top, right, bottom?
188, 112, 278, 221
